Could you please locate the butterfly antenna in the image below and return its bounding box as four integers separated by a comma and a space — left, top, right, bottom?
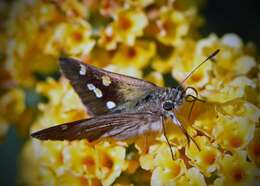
162, 120, 175, 160
180, 49, 220, 85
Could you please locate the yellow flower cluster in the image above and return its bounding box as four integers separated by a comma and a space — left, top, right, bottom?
0, 0, 259, 185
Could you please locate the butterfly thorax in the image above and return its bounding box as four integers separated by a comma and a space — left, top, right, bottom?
130, 87, 184, 116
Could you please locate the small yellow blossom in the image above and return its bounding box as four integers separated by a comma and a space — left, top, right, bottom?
95, 142, 126, 186
98, 26, 119, 50
112, 8, 148, 45
207, 76, 256, 103
112, 41, 155, 69
171, 38, 212, 88
175, 167, 207, 186
145, 71, 165, 87
105, 64, 143, 79
32, 78, 87, 132
210, 100, 260, 151
213, 115, 255, 151
156, 7, 191, 46
152, 55, 175, 74
5, 0, 63, 86
0, 89, 25, 123
52, 0, 87, 18
218, 151, 260, 186
44, 19, 95, 56
185, 136, 221, 176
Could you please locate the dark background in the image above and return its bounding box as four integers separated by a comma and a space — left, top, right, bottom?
202, 0, 260, 47
0, 0, 260, 185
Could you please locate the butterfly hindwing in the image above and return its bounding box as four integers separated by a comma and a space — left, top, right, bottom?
59, 58, 158, 116
31, 112, 162, 141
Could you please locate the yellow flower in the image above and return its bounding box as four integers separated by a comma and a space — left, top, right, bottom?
171, 34, 258, 91
112, 41, 155, 69
218, 151, 260, 186
156, 7, 191, 46
95, 142, 126, 186
212, 100, 260, 151
145, 71, 165, 87
23, 78, 126, 186
57, 172, 100, 186
151, 158, 186, 185
112, 8, 148, 45
213, 115, 255, 151
191, 101, 220, 137
44, 19, 95, 56
139, 143, 186, 185
152, 55, 175, 74
171, 38, 212, 88
175, 167, 207, 186
105, 64, 143, 79
127, 0, 154, 8
0, 89, 25, 123
51, 0, 87, 18
62, 141, 97, 176
98, 26, 118, 50
206, 76, 256, 103
5, 0, 63, 86
31, 78, 87, 133
185, 136, 221, 176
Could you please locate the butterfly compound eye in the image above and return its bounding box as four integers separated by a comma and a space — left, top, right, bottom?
163, 101, 174, 111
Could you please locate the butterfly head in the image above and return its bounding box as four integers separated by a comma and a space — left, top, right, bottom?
161, 86, 200, 112
161, 87, 185, 112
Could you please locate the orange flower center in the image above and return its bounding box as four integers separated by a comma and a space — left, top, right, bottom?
229, 136, 243, 148
83, 156, 95, 167
190, 74, 202, 82
232, 167, 246, 182
162, 19, 172, 33
80, 177, 88, 186
119, 16, 132, 30
203, 152, 216, 165
105, 35, 113, 42
102, 0, 112, 11
102, 154, 114, 169
171, 164, 181, 177
73, 31, 83, 42
127, 47, 137, 58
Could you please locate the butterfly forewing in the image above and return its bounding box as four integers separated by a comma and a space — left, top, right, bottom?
59, 58, 158, 116
31, 112, 162, 141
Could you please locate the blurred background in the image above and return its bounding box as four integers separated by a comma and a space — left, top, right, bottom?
0, 0, 259, 185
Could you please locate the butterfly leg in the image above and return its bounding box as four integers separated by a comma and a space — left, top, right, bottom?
161, 117, 175, 160
170, 111, 201, 151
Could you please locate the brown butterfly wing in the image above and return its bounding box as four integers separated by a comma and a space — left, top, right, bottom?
59, 58, 158, 116
31, 113, 162, 141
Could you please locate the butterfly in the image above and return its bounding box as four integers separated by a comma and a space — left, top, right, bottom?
31, 49, 219, 159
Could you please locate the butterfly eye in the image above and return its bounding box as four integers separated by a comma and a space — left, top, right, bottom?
163, 101, 174, 111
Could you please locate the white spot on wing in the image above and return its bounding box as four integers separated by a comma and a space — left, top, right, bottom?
79, 64, 86, 75
87, 83, 95, 91
101, 75, 111, 86
94, 88, 103, 98
87, 83, 103, 98
106, 101, 116, 109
